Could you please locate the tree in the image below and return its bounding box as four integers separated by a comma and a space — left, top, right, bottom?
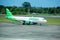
22, 2, 31, 8
22, 2, 31, 14
0, 5, 5, 14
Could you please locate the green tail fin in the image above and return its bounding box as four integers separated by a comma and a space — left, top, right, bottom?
6, 8, 13, 18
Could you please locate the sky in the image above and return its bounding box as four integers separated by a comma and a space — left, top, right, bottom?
0, 0, 60, 7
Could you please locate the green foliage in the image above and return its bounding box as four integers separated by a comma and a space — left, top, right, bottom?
22, 2, 31, 14
22, 2, 31, 8
0, 5, 60, 15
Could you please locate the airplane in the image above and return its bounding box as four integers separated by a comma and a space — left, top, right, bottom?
5, 8, 47, 25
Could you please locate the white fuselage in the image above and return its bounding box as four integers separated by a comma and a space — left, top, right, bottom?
12, 16, 47, 23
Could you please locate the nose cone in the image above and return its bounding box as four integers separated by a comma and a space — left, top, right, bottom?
44, 20, 47, 22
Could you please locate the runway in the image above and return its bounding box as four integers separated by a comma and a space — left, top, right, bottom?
0, 22, 60, 40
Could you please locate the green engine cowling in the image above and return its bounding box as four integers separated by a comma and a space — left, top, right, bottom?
24, 21, 30, 25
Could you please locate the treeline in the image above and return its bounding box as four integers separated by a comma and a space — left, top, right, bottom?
0, 5, 60, 15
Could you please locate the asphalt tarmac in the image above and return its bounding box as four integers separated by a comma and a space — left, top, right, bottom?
0, 22, 60, 40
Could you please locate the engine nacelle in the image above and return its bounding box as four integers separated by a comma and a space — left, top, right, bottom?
23, 21, 30, 25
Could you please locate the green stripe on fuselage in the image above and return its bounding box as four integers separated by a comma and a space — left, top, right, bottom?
29, 17, 39, 20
